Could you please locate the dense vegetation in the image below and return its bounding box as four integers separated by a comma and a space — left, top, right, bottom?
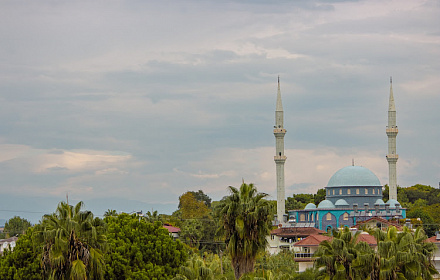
0, 183, 439, 279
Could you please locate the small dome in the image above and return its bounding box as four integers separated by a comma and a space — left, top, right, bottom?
375, 199, 385, 205
335, 199, 349, 207
386, 199, 400, 208
327, 166, 382, 187
305, 203, 316, 209
318, 200, 335, 209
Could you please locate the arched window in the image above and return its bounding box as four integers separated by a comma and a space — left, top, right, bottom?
343, 212, 349, 221
339, 189, 342, 195
333, 190, 335, 195
365, 188, 368, 194
300, 213, 305, 222
356, 189, 360, 194
372, 188, 375, 195
326, 212, 332, 221
311, 213, 314, 221
347, 189, 351, 195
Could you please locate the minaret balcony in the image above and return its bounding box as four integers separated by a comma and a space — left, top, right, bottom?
386, 127, 398, 134
274, 155, 287, 162
273, 128, 286, 134
386, 154, 399, 162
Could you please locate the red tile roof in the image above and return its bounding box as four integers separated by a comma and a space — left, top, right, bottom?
271, 227, 325, 237
352, 216, 403, 230
292, 232, 377, 247
356, 233, 377, 246
426, 235, 440, 243
163, 223, 180, 233
293, 234, 332, 246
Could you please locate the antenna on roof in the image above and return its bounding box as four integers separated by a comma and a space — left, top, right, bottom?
352, 158, 355, 166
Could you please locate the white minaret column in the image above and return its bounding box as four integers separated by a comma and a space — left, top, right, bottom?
386, 77, 398, 200
274, 76, 287, 223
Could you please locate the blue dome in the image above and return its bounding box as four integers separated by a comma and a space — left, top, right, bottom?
386, 199, 400, 208
375, 199, 385, 205
335, 199, 349, 207
318, 200, 335, 209
327, 166, 382, 187
305, 203, 316, 209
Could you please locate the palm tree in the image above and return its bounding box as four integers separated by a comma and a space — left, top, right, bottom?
314, 227, 372, 280
368, 226, 438, 280
215, 182, 273, 280
103, 209, 118, 217
38, 201, 107, 280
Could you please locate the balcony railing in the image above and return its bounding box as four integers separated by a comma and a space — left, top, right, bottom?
294, 253, 314, 258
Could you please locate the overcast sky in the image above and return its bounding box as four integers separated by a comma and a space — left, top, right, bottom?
0, 0, 439, 222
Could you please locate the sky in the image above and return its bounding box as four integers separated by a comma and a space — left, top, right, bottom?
0, 0, 439, 223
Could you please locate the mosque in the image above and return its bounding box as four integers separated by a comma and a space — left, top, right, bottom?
273, 77, 405, 231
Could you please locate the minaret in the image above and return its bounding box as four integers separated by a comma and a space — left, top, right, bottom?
274, 76, 287, 223
386, 77, 398, 200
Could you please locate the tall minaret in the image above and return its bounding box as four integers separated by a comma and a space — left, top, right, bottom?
386, 77, 398, 200
274, 76, 287, 223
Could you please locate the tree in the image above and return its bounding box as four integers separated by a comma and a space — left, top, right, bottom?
103, 209, 118, 217
215, 182, 274, 279
104, 213, 187, 280
145, 210, 161, 223
368, 226, 438, 279
180, 219, 204, 248
179, 192, 211, 220
4, 216, 32, 237
407, 208, 438, 237
38, 201, 107, 280
0, 226, 42, 280
314, 189, 326, 205
314, 227, 369, 280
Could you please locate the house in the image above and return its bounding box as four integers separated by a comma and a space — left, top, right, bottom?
163, 223, 180, 240
351, 216, 403, 231
0, 236, 18, 254
293, 232, 377, 272
426, 234, 440, 279
267, 227, 325, 255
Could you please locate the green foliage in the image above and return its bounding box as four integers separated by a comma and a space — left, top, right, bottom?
215, 183, 274, 279
0, 226, 42, 280
103, 209, 118, 217
180, 192, 211, 219
254, 251, 298, 279
104, 213, 187, 280
4, 216, 32, 237
407, 208, 439, 237
285, 189, 325, 211
38, 201, 107, 280
315, 226, 438, 280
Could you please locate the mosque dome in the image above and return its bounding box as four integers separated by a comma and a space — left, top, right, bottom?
386, 199, 400, 208
335, 199, 349, 207
327, 166, 382, 187
318, 200, 335, 209
305, 203, 317, 209
375, 199, 385, 205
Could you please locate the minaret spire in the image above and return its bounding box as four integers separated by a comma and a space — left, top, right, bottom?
274, 77, 287, 224
386, 76, 398, 201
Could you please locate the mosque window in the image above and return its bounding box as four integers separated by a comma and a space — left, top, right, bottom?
333, 190, 335, 195
316, 213, 319, 222
300, 214, 305, 222
378, 188, 381, 194
339, 189, 342, 195
356, 189, 360, 195
372, 189, 375, 194
326, 213, 332, 221
343, 213, 349, 221
365, 189, 368, 194
328, 190, 330, 195
311, 214, 314, 221
347, 189, 351, 195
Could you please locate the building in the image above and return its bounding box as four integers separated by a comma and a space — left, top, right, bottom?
0, 236, 18, 254
272, 78, 405, 232
293, 232, 377, 272
163, 223, 180, 240
288, 165, 406, 231
267, 227, 325, 254
426, 234, 440, 279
